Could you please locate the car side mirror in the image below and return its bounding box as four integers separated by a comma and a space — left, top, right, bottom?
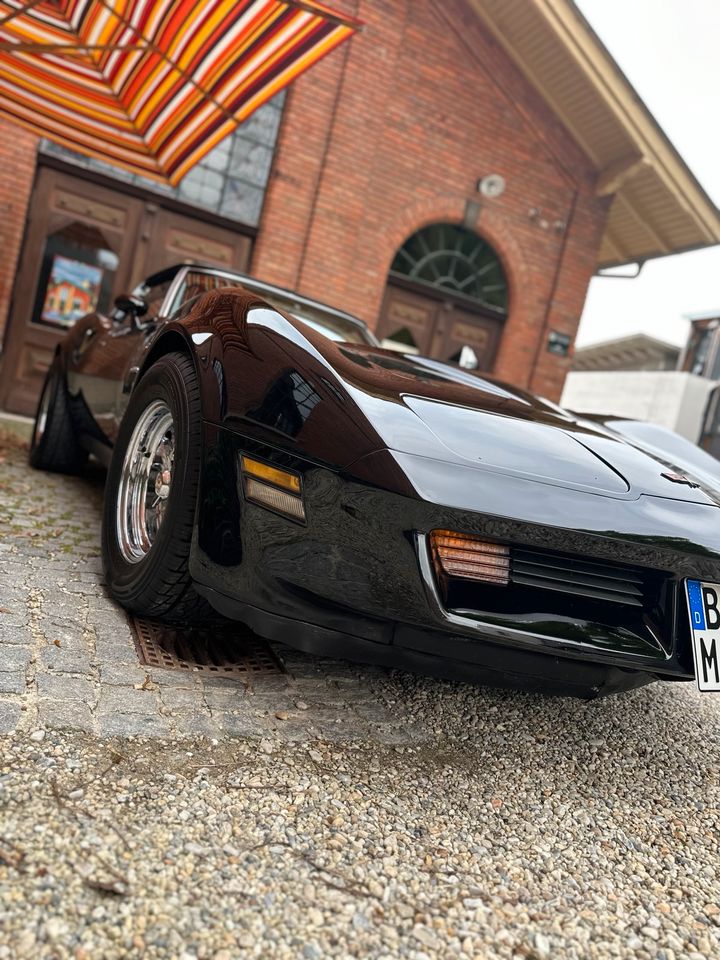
458, 345, 479, 370
114, 294, 148, 318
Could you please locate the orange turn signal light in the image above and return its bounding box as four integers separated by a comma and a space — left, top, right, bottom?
430, 530, 510, 585
240, 456, 301, 494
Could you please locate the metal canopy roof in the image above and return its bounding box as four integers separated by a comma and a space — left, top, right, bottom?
468, 0, 720, 268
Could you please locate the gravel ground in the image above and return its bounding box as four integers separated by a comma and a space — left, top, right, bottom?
1, 426, 720, 958
2, 686, 720, 960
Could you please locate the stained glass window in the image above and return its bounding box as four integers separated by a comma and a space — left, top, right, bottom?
39, 94, 285, 229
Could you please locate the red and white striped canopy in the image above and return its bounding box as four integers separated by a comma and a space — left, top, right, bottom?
0, 0, 359, 184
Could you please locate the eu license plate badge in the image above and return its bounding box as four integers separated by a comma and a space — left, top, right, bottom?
685, 579, 720, 692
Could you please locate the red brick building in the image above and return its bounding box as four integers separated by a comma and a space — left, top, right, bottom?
0, 0, 718, 414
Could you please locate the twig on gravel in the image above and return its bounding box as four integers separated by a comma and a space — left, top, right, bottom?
67, 752, 126, 796
49, 775, 134, 858
225, 781, 291, 792
243, 839, 381, 902
70, 853, 130, 898
77, 806, 134, 852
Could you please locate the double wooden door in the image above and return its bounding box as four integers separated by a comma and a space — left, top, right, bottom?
377, 281, 503, 369
0, 165, 251, 415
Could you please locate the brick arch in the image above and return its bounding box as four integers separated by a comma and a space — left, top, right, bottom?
372, 196, 531, 333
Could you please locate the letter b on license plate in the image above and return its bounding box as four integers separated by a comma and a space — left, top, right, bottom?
686, 580, 720, 692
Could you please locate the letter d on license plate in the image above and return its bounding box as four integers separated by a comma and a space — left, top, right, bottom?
685, 580, 720, 692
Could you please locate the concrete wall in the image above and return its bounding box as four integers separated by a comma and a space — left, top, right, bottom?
561, 371, 718, 442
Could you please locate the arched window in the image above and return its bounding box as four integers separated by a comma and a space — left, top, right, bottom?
390, 223, 508, 315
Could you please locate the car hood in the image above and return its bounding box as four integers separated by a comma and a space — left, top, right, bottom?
323, 345, 720, 505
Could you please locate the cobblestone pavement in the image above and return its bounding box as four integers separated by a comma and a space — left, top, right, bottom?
0, 427, 411, 743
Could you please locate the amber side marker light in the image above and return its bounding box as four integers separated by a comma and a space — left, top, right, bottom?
241, 456, 301, 493
240, 456, 305, 522
430, 530, 510, 585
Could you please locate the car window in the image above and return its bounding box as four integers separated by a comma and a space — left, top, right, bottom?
131, 277, 175, 321
169, 271, 244, 315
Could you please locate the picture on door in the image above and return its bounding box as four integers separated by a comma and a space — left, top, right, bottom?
41, 255, 103, 328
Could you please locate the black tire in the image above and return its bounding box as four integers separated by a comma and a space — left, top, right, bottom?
29, 357, 87, 474
102, 351, 210, 622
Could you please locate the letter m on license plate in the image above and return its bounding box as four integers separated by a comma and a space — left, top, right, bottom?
686, 580, 720, 692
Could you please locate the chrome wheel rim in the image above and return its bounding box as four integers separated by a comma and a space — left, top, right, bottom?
33, 376, 51, 448
116, 399, 175, 564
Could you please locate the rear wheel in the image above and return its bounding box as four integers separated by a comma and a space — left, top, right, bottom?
102, 352, 209, 622
29, 358, 87, 474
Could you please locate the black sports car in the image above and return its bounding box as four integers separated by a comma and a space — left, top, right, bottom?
30, 263, 720, 697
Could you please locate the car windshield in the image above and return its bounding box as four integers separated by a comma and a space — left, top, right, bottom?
171, 270, 377, 346
608, 419, 720, 478
260, 293, 376, 346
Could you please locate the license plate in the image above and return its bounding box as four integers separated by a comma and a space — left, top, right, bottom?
685, 580, 720, 691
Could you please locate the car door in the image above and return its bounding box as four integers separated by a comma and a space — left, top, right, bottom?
66, 272, 183, 446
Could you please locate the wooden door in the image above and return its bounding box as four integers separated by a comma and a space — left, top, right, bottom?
0, 168, 143, 415
428, 303, 503, 369
378, 280, 503, 370
376, 283, 438, 355
0, 167, 253, 416
141, 206, 251, 279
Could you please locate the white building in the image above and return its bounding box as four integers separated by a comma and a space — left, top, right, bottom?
561, 369, 717, 442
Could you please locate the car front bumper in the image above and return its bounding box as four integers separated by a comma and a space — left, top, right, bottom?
190, 426, 716, 696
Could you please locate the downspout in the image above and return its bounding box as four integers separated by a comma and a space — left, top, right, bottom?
295, 0, 358, 291
527, 187, 579, 393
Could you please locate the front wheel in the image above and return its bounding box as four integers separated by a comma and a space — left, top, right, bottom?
102, 352, 209, 622
29, 358, 87, 474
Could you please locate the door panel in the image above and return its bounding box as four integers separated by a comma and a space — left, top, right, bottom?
0, 166, 253, 417
0, 168, 142, 415
142, 208, 251, 278
377, 284, 437, 354
378, 281, 503, 370
435, 306, 502, 369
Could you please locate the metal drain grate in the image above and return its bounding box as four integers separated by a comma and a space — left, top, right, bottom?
130, 617, 285, 678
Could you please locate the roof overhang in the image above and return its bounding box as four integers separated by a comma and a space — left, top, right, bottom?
466, 0, 720, 268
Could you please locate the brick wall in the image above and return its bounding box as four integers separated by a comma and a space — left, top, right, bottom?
0, 120, 38, 344
252, 0, 610, 401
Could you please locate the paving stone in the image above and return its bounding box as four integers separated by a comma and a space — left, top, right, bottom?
37, 623, 88, 647
38, 699, 94, 732
61, 581, 101, 595
93, 639, 141, 665
98, 662, 152, 687
36, 673, 97, 704
99, 687, 159, 714
0, 619, 32, 640
0, 672, 25, 694
39, 645, 92, 675
144, 669, 205, 689
90, 614, 135, 636
0, 646, 32, 672
159, 688, 210, 712
167, 713, 219, 737
203, 686, 250, 711
0, 699, 21, 734
98, 713, 169, 738
215, 712, 267, 737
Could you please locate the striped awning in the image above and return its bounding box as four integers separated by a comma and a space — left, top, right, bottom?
0, 0, 359, 185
